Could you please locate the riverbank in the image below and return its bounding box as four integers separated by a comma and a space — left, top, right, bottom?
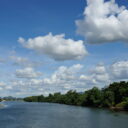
24, 81, 128, 111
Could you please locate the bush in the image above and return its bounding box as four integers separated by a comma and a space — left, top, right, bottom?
116, 101, 128, 110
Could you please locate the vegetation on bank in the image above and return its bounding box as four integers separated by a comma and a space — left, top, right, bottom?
24, 81, 128, 111
2, 96, 22, 101
0, 96, 22, 101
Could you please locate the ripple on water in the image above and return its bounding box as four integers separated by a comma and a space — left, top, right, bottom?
0, 104, 5, 109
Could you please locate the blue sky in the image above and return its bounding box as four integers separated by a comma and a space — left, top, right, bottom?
0, 0, 128, 97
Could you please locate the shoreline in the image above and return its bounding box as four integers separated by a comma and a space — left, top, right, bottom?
110, 106, 128, 111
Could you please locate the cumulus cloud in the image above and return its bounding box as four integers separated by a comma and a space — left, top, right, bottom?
0, 82, 12, 92
10, 56, 42, 67
46, 64, 83, 84
1, 61, 128, 97
76, 0, 128, 44
110, 61, 128, 80
10, 64, 85, 96
10, 56, 28, 66
81, 61, 128, 84
18, 33, 88, 61
90, 63, 106, 74
0, 82, 6, 87
11, 63, 110, 96
15, 67, 42, 79
0, 64, 85, 96
80, 64, 110, 85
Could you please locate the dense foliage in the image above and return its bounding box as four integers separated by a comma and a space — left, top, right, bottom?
24, 81, 128, 110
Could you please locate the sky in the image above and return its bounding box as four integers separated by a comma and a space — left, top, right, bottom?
0, 0, 128, 97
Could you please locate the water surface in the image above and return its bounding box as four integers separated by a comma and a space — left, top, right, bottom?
0, 101, 128, 128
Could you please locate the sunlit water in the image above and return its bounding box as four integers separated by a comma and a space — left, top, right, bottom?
0, 101, 128, 128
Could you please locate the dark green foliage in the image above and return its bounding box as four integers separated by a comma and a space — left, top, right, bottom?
106, 81, 128, 104
24, 81, 128, 110
101, 90, 114, 107
116, 98, 128, 110
24, 96, 39, 102
83, 87, 102, 107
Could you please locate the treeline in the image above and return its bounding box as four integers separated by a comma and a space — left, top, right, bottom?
24, 81, 128, 110
2, 96, 22, 101
0, 96, 22, 101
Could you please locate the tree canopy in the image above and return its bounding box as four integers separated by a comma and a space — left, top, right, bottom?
24, 81, 128, 111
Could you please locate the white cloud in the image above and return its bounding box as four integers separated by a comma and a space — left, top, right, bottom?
44, 64, 83, 85
110, 61, 128, 80
10, 56, 42, 67
15, 67, 42, 79
1, 61, 128, 97
76, 0, 128, 44
0, 82, 12, 92
18, 33, 88, 61
80, 64, 110, 85
80, 75, 97, 85
0, 82, 6, 87
90, 63, 106, 74
13, 64, 85, 96
11, 56, 28, 66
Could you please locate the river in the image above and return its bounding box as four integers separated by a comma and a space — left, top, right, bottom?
0, 101, 128, 128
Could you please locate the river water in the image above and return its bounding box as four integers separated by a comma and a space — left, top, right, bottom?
0, 101, 128, 128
